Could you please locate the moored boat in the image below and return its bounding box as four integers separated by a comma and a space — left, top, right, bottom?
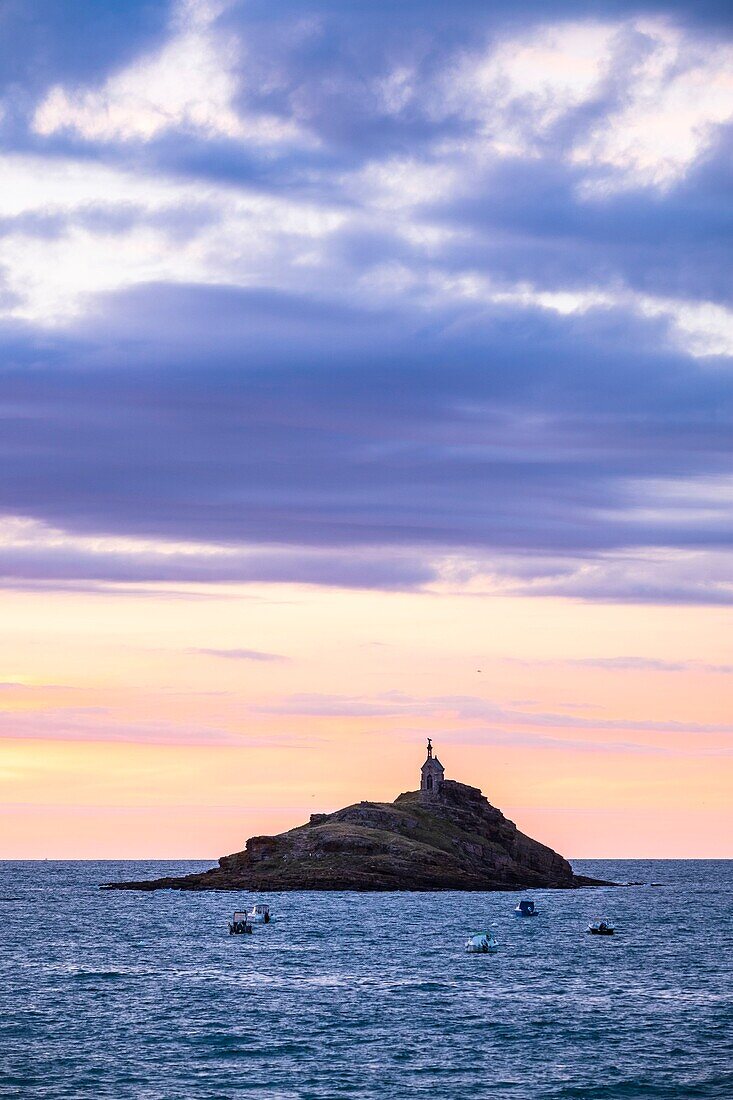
228, 911, 253, 935
465, 931, 498, 954
515, 899, 538, 917
588, 919, 615, 936
246, 903, 271, 924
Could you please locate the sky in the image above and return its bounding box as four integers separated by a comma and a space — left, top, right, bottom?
0, 0, 731, 859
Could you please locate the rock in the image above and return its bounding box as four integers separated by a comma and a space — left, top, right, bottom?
102, 778, 614, 892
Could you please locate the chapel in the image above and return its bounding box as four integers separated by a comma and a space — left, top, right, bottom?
420, 738, 445, 796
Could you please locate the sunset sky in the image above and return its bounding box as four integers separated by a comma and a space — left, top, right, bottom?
1, 0, 731, 859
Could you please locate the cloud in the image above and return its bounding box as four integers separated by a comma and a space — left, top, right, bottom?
571, 20, 733, 192
0, 155, 344, 321
0, 518, 435, 591
0, 1, 171, 100
0, 1, 730, 602
505, 656, 733, 673
253, 692, 418, 718
253, 690, 733, 736
410, 726, 708, 756
193, 647, 288, 662
503, 551, 733, 605
0, 282, 731, 602
0, 706, 312, 747
5, 687, 730, 750
32, 0, 305, 147
0, 681, 71, 692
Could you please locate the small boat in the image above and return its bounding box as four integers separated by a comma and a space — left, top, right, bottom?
515, 899, 538, 917
246, 903, 271, 924
465, 931, 498, 954
228, 911, 253, 935
587, 920, 615, 936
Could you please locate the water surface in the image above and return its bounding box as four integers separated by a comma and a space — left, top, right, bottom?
1, 860, 731, 1098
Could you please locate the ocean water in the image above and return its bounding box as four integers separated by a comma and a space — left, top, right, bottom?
1, 860, 731, 1099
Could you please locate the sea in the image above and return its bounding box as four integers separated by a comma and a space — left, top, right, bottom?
1, 859, 731, 1099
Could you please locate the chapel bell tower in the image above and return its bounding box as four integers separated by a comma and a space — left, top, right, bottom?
420, 738, 445, 796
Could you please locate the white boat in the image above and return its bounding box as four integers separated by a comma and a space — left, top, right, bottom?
228, 911, 253, 935
587, 919, 615, 936
246, 903, 271, 924
465, 931, 498, 954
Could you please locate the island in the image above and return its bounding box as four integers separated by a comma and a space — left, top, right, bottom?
104, 740, 612, 891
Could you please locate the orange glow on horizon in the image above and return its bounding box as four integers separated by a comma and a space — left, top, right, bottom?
1, 582, 731, 859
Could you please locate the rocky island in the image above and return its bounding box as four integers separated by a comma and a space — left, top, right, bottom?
104, 741, 611, 891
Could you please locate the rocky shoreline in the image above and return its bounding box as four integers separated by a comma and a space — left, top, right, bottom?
102, 779, 614, 892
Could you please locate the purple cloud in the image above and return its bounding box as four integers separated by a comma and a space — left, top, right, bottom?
0, 707, 318, 748
0, 0, 730, 605
505, 656, 733, 674
253, 691, 733, 736
193, 648, 288, 662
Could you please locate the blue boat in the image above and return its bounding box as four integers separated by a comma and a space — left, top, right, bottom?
515, 899, 538, 917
